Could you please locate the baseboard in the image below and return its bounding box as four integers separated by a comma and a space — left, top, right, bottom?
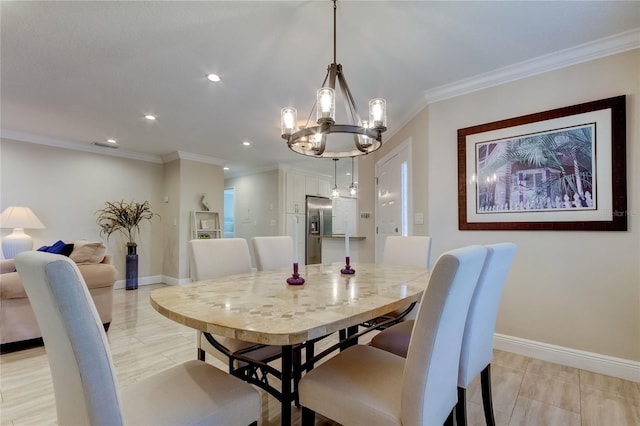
113, 275, 163, 290
114, 275, 190, 289
494, 333, 640, 383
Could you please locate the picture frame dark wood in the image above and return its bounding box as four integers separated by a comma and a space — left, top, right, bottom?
458, 95, 627, 231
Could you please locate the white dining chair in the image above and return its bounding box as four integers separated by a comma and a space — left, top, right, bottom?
189, 238, 282, 369
383, 235, 432, 269
370, 242, 517, 426
379, 235, 432, 321
298, 245, 488, 426
251, 236, 293, 271
15, 251, 260, 426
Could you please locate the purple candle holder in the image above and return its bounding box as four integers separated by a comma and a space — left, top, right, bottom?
287, 262, 305, 285
340, 256, 355, 275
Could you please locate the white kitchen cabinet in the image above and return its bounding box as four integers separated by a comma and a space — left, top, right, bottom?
286, 172, 306, 214
318, 178, 330, 197
305, 176, 331, 197
285, 213, 305, 264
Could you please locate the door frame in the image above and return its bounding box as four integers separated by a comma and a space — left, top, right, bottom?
375, 137, 413, 262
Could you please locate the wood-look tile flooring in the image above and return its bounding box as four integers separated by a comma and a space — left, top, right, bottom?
1, 283, 638, 425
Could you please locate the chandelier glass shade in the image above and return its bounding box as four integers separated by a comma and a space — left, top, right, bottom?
281, 0, 387, 158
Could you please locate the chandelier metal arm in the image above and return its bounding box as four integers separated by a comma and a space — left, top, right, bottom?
280, 0, 387, 159
286, 124, 381, 143
336, 67, 361, 126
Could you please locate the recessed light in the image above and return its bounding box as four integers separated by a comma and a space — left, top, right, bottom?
223, 167, 230, 171
346, 172, 351, 176
93, 140, 119, 149
144, 114, 156, 121
107, 139, 117, 144
242, 141, 251, 146
207, 74, 221, 82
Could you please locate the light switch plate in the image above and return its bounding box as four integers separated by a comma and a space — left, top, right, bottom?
414, 212, 424, 225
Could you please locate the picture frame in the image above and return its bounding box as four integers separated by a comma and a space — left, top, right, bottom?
200, 219, 210, 230
458, 95, 627, 231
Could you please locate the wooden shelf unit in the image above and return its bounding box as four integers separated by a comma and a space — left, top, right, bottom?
191, 211, 221, 240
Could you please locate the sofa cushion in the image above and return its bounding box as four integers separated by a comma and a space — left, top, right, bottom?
1, 259, 16, 274
76, 263, 118, 289
37, 240, 74, 256
70, 242, 107, 264
1, 263, 116, 300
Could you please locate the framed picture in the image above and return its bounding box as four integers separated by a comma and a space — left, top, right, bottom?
200, 219, 210, 230
458, 95, 627, 231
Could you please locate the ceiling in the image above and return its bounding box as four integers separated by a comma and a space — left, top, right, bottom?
2, 1, 639, 183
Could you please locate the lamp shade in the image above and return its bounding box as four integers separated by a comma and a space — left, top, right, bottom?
0, 206, 46, 229
1, 207, 46, 259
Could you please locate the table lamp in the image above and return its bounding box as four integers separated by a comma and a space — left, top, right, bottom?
1, 206, 46, 259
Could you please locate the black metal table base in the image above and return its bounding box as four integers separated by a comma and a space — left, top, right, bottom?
202, 301, 416, 426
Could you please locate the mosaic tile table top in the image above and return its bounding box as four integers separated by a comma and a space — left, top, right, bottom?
150, 263, 430, 345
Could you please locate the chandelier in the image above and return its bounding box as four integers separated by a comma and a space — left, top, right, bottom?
280, 0, 387, 158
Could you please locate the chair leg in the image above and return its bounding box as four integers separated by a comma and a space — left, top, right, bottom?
444, 408, 455, 426
456, 386, 467, 426
301, 406, 315, 426
481, 364, 496, 426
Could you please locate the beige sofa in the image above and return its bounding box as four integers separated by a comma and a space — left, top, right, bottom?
0, 247, 117, 349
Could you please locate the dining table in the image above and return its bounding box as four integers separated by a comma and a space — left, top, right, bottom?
149, 262, 430, 426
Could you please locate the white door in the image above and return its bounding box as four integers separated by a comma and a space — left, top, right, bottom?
375, 140, 411, 262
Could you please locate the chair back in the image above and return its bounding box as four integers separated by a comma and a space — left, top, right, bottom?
458, 242, 517, 388
382, 235, 432, 269
401, 245, 487, 425
15, 251, 122, 425
251, 236, 293, 271
189, 238, 252, 280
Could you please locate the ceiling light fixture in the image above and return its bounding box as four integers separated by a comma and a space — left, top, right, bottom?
93, 140, 119, 149
331, 158, 340, 198
144, 114, 156, 121
349, 157, 357, 196
280, 0, 387, 159
207, 73, 220, 82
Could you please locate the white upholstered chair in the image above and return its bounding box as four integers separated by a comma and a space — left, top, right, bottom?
251, 236, 293, 271
370, 243, 517, 426
298, 245, 488, 426
15, 251, 260, 426
383, 235, 432, 269
381, 235, 432, 321
189, 238, 281, 369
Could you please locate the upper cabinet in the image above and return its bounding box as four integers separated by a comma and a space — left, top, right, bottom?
305, 176, 331, 197
286, 172, 306, 214
286, 171, 332, 214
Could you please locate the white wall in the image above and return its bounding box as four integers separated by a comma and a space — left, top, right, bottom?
425, 50, 639, 362
179, 159, 224, 280
225, 169, 280, 266
358, 49, 639, 367
0, 139, 164, 280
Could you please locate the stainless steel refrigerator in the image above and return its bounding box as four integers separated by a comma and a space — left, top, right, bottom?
306, 195, 332, 264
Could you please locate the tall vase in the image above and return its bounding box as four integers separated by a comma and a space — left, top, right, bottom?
126, 244, 138, 290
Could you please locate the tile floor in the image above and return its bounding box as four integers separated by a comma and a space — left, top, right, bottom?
1, 284, 638, 425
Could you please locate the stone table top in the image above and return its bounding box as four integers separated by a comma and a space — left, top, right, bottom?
150, 263, 429, 346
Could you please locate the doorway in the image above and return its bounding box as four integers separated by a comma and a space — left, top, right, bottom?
375, 138, 412, 262
223, 187, 235, 238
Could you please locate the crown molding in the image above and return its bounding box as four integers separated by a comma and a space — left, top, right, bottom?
1, 129, 164, 163
162, 150, 226, 166
424, 28, 640, 104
